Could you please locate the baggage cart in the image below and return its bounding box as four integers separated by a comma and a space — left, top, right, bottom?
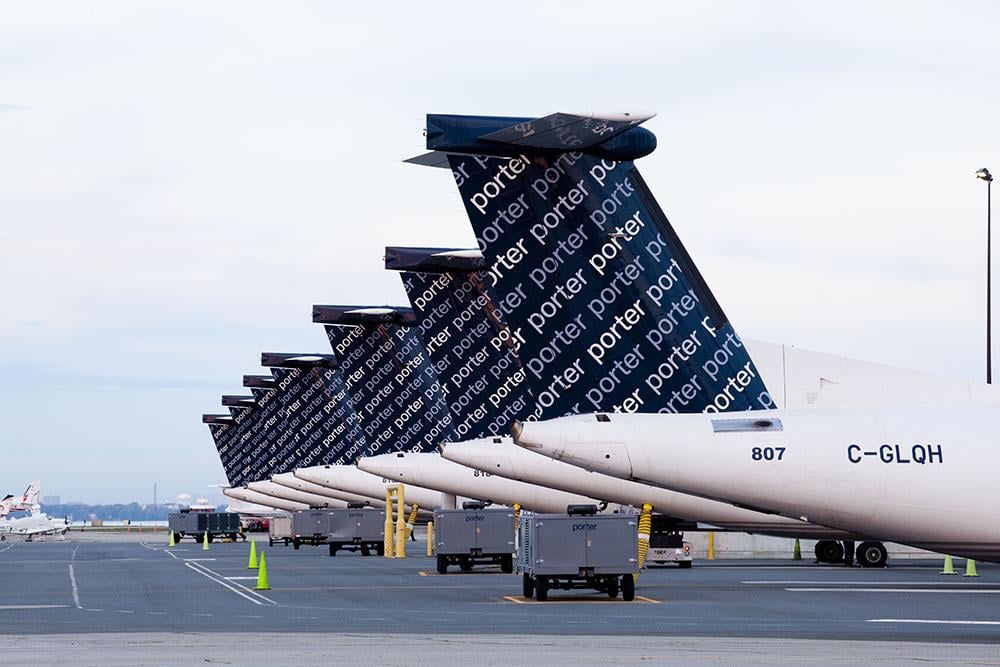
433, 502, 515, 574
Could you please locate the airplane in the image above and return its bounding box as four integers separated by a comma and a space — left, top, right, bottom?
0, 510, 69, 542
0, 481, 40, 517
509, 405, 1000, 564
222, 486, 309, 512
294, 465, 452, 512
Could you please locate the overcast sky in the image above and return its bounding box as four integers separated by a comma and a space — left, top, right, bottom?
2, 1, 998, 504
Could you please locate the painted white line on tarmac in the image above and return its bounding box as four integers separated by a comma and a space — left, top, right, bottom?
787, 588, 1000, 593
184, 561, 276, 606
68, 564, 82, 609
184, 558, 217, 562
0, 605, 69, 610
225, 576, 259, 580
745, 580, 998, 586
869, 619, 1000, 625
0, 545, 14, 554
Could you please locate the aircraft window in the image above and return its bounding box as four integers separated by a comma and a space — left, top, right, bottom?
595, 414, 611, 422
711, 418, 783, 433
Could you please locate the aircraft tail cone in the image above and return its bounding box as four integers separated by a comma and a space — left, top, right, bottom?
168, 530, 176, 548
964, 559, 979, 577
256, 551, 270, 590
247, 540, 258, 569
793, 539, 801, 560
940, 554, 957, 575
202, 531, 210, 551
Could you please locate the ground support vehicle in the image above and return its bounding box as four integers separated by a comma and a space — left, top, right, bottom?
433, 502, 515, 574
518, 505, 638, 602
646, 515, 694, 567
168, 510, 241, 543
291, 509, 336, 549
268, 515, 293, 546
327, 506, 386, 556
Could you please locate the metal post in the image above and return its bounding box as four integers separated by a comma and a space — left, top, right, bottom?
383, 487, 394, 558
395, 484, 406, 558
988, 177, 993, 384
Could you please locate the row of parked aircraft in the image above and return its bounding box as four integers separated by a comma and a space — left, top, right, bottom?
0, 482, 69, 541
207, 111, 999, 566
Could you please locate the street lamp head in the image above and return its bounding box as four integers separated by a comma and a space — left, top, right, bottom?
976, 167, 993, 182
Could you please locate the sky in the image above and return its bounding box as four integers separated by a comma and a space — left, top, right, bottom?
1, 1, 998, 504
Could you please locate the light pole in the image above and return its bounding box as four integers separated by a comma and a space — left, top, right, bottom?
976, 167, 993, 384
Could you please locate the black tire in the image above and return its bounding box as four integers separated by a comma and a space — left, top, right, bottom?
207, 534, 214, 544
522, 573, 535, 598
229, 533, 237, 541
535, 577, 549, 602
360, 544, 370, 557
621, 574, 635, 602
500, 554, 514, 574
329, 543, 337, 557
606, 576, 619, 598
293, 539, 300, 550
814, 540, 843, 563
459, 559, 473, 572
268, 538, 273, 547
678, 560, 693, 569
1, 535, 6, 541
376, 543, 385, 556
856, 541, 888, 568
436, 555, 448, 575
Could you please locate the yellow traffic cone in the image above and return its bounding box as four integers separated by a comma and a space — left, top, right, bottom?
964, 559, 979, 577
940, 554, 956, 575
202, 531, 210, 551
247, 540, 258, 569
256, 551, 270, 590
168, 530, 176, 547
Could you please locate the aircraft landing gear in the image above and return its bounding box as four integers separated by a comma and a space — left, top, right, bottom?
814, 540, 844, 563
855, 541, 888, 568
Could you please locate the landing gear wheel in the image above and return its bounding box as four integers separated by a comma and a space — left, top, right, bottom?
459, 559, 473, 572
329, 544, 337, 557
500, 554, 514, 574
606, 577, 619, 598
621, 573, 635, 602
522, 573, 535, 598
436, 555, 448, 575
856, 541, 888, 568
535, 576, 549, 602
814, 540, 843, 563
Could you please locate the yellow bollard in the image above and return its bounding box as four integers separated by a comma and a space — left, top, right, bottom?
247, 540, 258, 569
168, 530, 176, 547
965, 559, 979, 577
635, 503, 653, 582
202, 531, 210, 551
941, 554, 957, 575
793, 539, 801, 560
255, 551, 270, 590
384, 487, 394, 558
395, 484, 406, 558
708, 531, 715, 560
427, 521, 434, 557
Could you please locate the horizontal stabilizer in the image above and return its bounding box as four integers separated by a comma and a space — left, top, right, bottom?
403, 151, 453, 169
480, 111, 654, 151
221, 395, 256, 407
260, 352, 338, 369
243, 374, 277, 388
384, 246, 484, 272
202, 414, 234, 424
312, 304, 417, 326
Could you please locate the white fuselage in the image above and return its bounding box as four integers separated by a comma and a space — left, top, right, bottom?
513, 407, 1000, 561
356, 452, 604, 513
223, 486, 309, 512
294, 465, 445, 511
270, 472, 384, 508
441, 436, 851, 539
246, 480, 350, 509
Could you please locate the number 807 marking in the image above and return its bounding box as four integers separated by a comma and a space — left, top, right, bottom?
751, 446, 785, 461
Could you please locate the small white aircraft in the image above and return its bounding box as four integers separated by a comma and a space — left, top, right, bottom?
0, 510, 69, 542
0, 481, 40, 518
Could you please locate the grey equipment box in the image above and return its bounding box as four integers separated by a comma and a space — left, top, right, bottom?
327, 506, 386, 557
268, 515, 293, 547
291, 509, 336, 549
433, 502, 515, 574
517, 505, 639, 601
168, 511, 241, 543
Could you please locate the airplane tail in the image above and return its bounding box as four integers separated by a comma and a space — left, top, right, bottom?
411, 113, 772, 418
22, 481, 40, 507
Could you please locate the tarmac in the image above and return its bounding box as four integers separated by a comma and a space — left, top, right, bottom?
1, 531, 998, 664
